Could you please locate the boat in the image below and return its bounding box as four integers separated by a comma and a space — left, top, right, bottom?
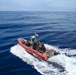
18, 35, 54, 60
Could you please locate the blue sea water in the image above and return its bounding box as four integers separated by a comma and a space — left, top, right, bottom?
0, 11, 76, 75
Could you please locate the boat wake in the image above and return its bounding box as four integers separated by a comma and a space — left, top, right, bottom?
10, 44, 76, 75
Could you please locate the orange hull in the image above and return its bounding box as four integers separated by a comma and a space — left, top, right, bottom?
18, 38, 47, 60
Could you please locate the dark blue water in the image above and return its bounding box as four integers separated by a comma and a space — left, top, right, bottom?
0, 11, 76, 75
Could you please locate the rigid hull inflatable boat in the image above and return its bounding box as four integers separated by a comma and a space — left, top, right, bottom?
18, 38, 54, 60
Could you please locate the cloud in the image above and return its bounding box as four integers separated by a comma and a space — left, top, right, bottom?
46, 0, 76, 11
0, 0, 76, 11
0, 5, 7, 10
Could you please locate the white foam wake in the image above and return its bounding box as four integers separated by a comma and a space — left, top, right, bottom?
10, 44, 76, 75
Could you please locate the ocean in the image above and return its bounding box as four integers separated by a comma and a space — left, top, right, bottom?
0, 11, 76, 75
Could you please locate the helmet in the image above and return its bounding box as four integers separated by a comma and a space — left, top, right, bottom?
42, 42, 44, 44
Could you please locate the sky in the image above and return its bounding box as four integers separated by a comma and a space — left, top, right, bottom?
0, 0, 76, 11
